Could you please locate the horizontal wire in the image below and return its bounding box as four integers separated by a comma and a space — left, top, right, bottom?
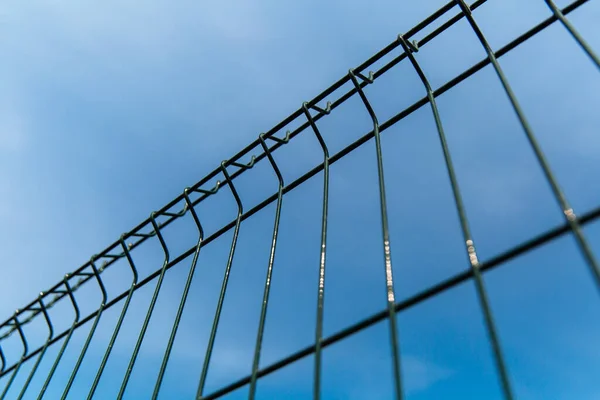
203, 203, 600, 399
0, 1, 500, 349
2, 201, 598, 381
0, 0, 480, 336
0, 0, 594, 379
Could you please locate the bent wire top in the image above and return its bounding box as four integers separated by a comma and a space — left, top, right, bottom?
1, 0, 599, 399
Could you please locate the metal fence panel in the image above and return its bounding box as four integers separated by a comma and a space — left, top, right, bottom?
1, 1, 599, 399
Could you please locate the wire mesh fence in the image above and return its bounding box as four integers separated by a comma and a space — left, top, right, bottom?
1, 0, 599, 398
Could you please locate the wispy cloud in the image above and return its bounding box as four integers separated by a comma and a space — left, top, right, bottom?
403, 355, 455, 394
1, 1, 600, 399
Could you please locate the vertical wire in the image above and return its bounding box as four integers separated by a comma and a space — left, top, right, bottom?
398, 34, 514, 400
152, 193, 205, 399
0, 317, 28, 400
37, 279, 80, 400
454, 0, 600, 289
1, 2, 598, 399
16, 298, 54, 400
87, 239, 139, 400
61, 260, 108, 400
302, 103, 330, 400
348, 70, 404, 399
0, 347, 5, 374
117, 213, 170, 399
196, 163, 244, 399
543, 0, 600, 69
247, 135, 286, 399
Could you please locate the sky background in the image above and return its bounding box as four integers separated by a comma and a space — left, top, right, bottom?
1, 0, 600, 399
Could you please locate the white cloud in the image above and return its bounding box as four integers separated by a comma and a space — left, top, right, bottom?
403, 355, 454, 394
344, 353, 454, 399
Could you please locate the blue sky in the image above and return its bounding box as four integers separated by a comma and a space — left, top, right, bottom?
1, 0, 600, 399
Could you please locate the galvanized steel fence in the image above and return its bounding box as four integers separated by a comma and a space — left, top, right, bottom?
1, 0, 599, 399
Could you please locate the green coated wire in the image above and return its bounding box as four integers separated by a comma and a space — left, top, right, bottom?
302, 102, 331, 400
16, 298, 53, 400
248, 134, 287, 399
61, 260, 107, 400
0, 347, 5, 375
196, 162, 245, 400
398, 34, 514, 400
544, 0, 600, 70
152, 191, 205, 399
348, 70, 404, 400
87, 238, 139, 400
454, 0, 600, 290
117, 213, 170, 399
0, 317, 27, 400
1, 2, 599, 398
37, 279, 80, 400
